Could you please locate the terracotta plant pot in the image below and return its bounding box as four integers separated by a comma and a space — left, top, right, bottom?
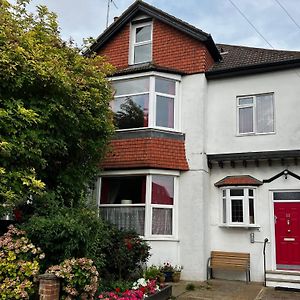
172, 271, 181, 282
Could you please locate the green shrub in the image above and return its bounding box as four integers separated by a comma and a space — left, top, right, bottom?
100, 226, 151, 281
21, 206, 151, 281
21, 207, 109, 271
0, 225, 45, 299
47, 257, 98, 300
143, 265, 162, 280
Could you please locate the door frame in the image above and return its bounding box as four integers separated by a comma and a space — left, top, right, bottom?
270, 190, 300, 271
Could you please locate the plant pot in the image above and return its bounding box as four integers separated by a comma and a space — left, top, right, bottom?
164, 271, 173, 282
172, 271, 181, 282
158, 274, 165, 283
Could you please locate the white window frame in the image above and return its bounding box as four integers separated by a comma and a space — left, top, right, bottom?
111, 72, 181, 132
130, 21, 152, 65
97, 169, 179, 240
220, 187, 259, 228
237, 92, 275, 136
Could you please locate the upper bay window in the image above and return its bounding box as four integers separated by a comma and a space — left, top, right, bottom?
237, 93, 274, 135
131, 22, 152, 64
111, 75, 178, 130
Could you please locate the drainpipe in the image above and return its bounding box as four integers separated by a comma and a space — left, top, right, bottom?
263, 238, 269, 287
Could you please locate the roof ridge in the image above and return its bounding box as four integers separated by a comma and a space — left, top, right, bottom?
216, 43, 300, 54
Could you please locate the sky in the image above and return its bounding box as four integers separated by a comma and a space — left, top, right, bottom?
25, 0, 300, 51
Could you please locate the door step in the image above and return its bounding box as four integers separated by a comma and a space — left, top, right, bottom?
266, 270, 300, 289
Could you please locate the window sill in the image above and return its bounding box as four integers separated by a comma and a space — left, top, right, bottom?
115, 127, 182, 134
236, 132, 275, 137
144, 237, 179, 242
219, 224, 260, 229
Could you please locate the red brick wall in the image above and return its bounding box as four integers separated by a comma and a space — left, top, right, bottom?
152, 19, 215, 74
102, 138, 189, 170
97, 24, 130, 70
97, 19, 215, 74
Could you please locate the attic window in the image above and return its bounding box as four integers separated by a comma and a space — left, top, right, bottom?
131, 22, 152, 64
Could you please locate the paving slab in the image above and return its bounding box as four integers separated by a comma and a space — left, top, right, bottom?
172, 279, 262, 300
256, 287, 300, 300
170, 279, 300, 300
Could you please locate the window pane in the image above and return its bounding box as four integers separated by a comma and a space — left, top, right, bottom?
249, 198, 255, 224
230, 189, 244, 196
100, 176, 146, 204
101, 206, 145, 235
155, 77, 176, 95
249, 189, 254, 197
222, 190, 226, 197
113, 94, 149, 129
274, 192, 300, 200
156, 95, 174, 128
239, 107, 253, 133
136, 25, 151, 43
239, 97, 253, 105
223, 198, 227, 223
134, 44, 151, 64
256, 94, 274, 133
152, 208, 172, 235
231, 199, 243, 222
113, 78, 149, 96
152, 175, 174, 205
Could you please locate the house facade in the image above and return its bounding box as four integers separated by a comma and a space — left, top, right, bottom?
86, 1, 300, 286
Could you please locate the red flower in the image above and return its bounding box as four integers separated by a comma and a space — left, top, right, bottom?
115, 287, 120, 293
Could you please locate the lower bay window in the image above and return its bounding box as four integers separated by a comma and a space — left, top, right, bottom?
99, 171, 178, 238
221, 187, 256, 227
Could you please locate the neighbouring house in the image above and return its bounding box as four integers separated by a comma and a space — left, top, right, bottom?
85, 0, 300, 287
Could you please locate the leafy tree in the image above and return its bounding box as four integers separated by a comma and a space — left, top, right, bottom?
0, 0, 114, 214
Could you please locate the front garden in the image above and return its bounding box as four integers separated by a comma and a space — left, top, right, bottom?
0, 213, 177, 300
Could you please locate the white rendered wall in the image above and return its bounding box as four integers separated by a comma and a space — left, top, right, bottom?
208, 162, 300, 282
178, 74, 209, 280
206, 68, 300, 154
145, 74, 209, 280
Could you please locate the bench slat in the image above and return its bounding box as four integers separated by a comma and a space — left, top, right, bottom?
208, 251, 251, 283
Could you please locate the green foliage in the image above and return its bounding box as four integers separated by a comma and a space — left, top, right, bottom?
101, 227, 151, 281
47, 257, 99, 300
0, 0, 114, 213
186, 283, 195, 291
143, 265, 162, 280
21, 207, 151, 282
21, 207, 109, 272
0, 225, 45, 299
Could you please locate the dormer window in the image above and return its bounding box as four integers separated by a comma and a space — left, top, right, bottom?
131, 21, 152, 64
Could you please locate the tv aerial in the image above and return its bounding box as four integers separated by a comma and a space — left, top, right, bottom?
106, 0, 118, 28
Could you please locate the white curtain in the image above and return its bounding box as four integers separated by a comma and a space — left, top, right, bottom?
256, 94, 274, 133
101, 206, 145, 235
152, 208, 172, 235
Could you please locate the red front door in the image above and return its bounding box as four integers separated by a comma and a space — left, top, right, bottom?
274, 202, 300, 270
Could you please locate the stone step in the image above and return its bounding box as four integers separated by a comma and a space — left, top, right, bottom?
266, 270, 300, 282
266, 277, 300, 289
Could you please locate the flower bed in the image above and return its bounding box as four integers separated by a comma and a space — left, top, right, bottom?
97, 278, 172, 300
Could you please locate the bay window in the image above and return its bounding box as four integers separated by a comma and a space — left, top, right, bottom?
221, 187, 256, 227
111, 75, 178, 130
99, 172, 177, 238
237, 93, 274, 134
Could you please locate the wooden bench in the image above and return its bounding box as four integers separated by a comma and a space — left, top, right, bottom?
207, 251, 250, 283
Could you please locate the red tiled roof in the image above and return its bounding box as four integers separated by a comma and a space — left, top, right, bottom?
101, 137, 189, 171
214, 175, 263, 187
